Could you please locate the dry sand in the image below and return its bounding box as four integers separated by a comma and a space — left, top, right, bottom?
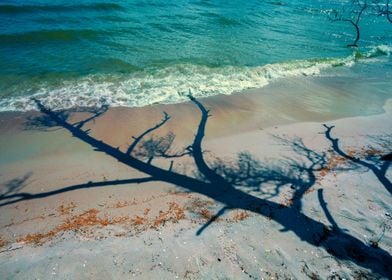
0, 75, 391, 279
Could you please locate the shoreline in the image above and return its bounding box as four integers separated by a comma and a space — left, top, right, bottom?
0, 44, 391, 113
2, 1, 392, 277
1, 68, 392, 137
0, 71, 391, 278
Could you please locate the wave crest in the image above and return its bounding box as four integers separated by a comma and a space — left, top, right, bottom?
0, 46, 389, 112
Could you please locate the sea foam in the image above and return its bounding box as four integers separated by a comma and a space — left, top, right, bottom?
0, 46, 389, 112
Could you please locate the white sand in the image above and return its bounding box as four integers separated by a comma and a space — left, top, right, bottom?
0, 76, 391, 279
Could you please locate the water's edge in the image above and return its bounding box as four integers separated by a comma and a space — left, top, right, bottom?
0, 45, 390, 112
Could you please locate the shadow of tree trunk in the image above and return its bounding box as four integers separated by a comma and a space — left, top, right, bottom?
2, 97, 391, 277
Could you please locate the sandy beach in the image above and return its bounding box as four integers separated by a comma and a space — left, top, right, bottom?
1, 0, 392, 278
0, 72, 391, 279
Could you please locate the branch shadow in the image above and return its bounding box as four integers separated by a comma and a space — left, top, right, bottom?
0, 177, 154, 207
0, 172, 32, 198
323, 124, 391, 194
3, 97, 391, 277
24, 105, 108, 133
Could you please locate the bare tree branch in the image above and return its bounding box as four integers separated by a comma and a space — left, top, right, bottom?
386, 0, 392, 22
374, 0, 392, 22
328, 0, 391, 46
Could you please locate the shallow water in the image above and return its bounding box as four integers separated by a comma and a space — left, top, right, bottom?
0, 0, 391, 111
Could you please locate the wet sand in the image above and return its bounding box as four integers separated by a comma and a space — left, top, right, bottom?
0, 73, 391, 279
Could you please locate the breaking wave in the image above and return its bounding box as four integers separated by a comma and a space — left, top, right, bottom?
0, 45, 390, 112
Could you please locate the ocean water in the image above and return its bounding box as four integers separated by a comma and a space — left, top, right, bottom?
0, 0, 391, 111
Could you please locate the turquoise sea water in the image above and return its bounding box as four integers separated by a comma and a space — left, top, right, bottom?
0, 0, 391, 111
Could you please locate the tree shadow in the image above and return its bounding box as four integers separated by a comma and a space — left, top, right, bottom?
2, 97, 391, 277
0, 177, 154, 207
323, 124, 391, 194
24, 105, 108, 132
193, 137, 329, 235
0, 172, 32, 199
198, 138, 322, 209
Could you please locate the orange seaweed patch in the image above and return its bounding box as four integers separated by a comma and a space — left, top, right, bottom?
316, 145, 387, 184
172, 192, 192, 198
184, 198, 220, 222
281, 193, 294, 207
19, 208, 113, 245
57, 202, 76, 215
304, 187, 315, 195
318, 147, 384, 181
229, 211, 250, 222
113, 201, 132, 208
355, 147, 383, 158
17, 200, 190, 245
107, 200, 138, 209
282, 200, 293, 207
347, 149, 356, 158
170, 202, 186, 220
61, 209, 111, 228
364, 148, 382, 156
20, 232, 50, 245
317, 154, 347, 182
326, 155, 347, 170
198, 209, 214, 220
319, 170, 328, 177
0, 236, 7, 248
152, 202, 186, 228
131, 215, 146, 226
190, 198, 214, 209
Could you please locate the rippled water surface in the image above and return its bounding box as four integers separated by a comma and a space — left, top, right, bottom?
0, 0, 391, 111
